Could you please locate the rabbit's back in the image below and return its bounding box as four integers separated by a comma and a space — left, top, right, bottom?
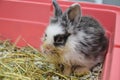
76, 16, 105, 34
72, 16, 108, 59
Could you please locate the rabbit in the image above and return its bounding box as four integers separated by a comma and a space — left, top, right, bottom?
41, 0, 109, 75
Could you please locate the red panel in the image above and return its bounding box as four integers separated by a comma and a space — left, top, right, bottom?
109, 48, 120, 80
114, 14, 120, 48
0, 19, 47, 48
0, 0, 51, 23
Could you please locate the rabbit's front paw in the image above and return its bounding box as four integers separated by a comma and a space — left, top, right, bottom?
63, 65, 71, 76
74, 67, 90, 76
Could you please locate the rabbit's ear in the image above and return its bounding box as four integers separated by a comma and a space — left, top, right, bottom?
64, 3, 82, 24
52, 0, 62, 17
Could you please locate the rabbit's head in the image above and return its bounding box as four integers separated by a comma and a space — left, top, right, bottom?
41, 0, 82, 55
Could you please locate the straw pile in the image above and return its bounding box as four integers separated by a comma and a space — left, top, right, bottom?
0, 40, 102, 80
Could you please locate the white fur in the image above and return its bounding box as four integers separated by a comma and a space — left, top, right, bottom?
45, 23, 64, 44
62, 31, 96, 67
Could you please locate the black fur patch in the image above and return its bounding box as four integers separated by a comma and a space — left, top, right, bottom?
54, 33, 70, 46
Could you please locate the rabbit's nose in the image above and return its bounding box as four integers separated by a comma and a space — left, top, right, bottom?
46, 45, 51, 50
43, 43, 54, 50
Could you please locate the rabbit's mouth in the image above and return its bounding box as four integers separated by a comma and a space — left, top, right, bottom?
43, 47, 64, 55
41, 43, 64, 55
41, 43, 65, 63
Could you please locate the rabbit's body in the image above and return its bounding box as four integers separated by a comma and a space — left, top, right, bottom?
41, 0, 108, 75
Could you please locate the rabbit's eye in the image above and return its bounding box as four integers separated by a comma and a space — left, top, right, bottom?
54, 34, 70, 46
55, 35, 64, 43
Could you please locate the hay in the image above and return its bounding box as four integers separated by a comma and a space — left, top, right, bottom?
0, 40, 102, 80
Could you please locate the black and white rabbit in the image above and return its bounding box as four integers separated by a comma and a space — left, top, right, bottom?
41, 0, 108, 75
